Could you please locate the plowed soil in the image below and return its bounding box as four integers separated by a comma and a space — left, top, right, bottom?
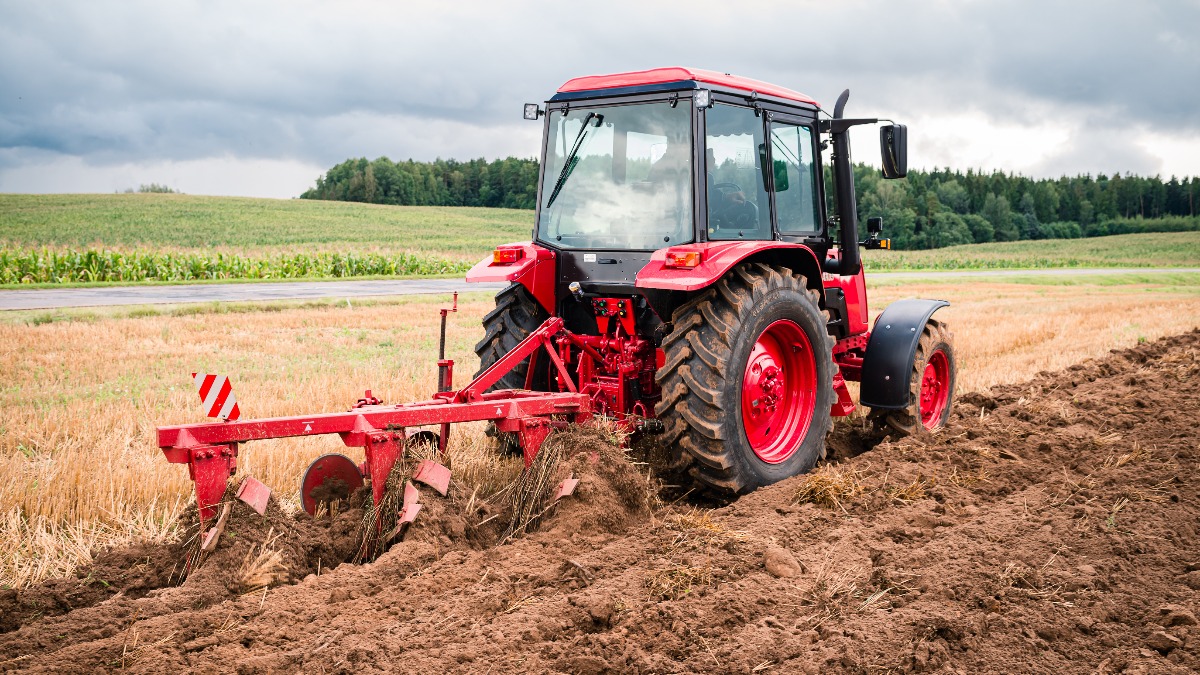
2, 331, 1197, 674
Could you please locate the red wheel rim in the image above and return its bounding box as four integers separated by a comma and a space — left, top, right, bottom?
741, 319, 817, 463
919, 349, 951, 429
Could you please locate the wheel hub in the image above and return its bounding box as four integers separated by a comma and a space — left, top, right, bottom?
918, 349, 951, 429
741, 320, 817, 464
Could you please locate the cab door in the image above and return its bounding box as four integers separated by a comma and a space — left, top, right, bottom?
764, 113, 823, 239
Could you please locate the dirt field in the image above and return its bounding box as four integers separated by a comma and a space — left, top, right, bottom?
1, 330, 1196, 673
5, 278, 1200, 593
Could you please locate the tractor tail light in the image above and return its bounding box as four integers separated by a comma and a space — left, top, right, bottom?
492, 248, 523, 265
664, 251, 702, 268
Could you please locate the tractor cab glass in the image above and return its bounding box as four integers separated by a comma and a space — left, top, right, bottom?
537, 101, 694, 250
705, 104, 770, 240
705, 104, 822, 240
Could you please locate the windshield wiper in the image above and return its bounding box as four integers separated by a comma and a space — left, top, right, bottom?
545, 112, 602, 209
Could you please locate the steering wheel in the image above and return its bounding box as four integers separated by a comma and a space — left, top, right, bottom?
711, 182, 758, 230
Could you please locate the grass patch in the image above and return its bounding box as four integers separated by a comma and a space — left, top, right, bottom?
3, 196, 1197, 286
0, 193, 530, 259
868, 271, 1200, 289
793, 468, 866, 510
646, 563, 714, 601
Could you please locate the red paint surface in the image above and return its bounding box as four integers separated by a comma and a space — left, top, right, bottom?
920, 348, 952, 429
741, 319, 817, 463
636, 241, 822, 292
465, 242, 557, 313
822, 263, 870, 336
558, 67, 819, 107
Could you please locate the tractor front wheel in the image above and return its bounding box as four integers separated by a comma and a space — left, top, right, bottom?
869, 319, 956, 436
655, 264, 835, 494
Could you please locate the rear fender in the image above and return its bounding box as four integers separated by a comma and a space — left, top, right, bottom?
465, 242, 556, 314
859, 299, 949, 410
635, 242, 824, 296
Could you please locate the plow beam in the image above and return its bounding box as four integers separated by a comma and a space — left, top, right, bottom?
157, 393, 590, 449
159, 390, 591, 522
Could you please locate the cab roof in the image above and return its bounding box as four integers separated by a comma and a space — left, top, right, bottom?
555, 67, 820, 108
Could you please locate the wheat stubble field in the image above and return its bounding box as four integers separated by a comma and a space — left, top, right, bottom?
2, 277, 1198, 589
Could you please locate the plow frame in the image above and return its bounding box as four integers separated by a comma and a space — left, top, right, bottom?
159, 316, 593, 521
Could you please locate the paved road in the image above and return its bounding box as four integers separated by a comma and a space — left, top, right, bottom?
0, 279, 508, 311
1, 268, 1197, 311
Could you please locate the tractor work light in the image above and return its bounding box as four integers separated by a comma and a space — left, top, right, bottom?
694, 89, 711, 108
523, 103, 542, 120
492, 247, 524, 265
664, 250, 702, 268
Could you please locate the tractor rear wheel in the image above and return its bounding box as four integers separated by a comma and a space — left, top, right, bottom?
475, 284, 550, 454
655, 263, 835, 494
869, 319, 956, 436
474, 283, 550, 391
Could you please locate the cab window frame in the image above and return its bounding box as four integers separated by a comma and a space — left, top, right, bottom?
700, 95, 826, 244
535, 92, 703, 253
701, 101, 775, 242
764, 112, 823, 237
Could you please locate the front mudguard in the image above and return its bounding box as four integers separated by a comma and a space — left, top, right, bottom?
859, 299, 949, 410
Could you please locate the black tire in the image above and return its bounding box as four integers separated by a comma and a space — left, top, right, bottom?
474, 284, 550, 391
869, 319, 956, 436
654, 263, 835, 494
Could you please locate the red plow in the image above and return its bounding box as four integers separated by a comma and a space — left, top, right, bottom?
158, 296, 623, 527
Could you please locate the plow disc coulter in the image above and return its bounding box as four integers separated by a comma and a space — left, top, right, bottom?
159, 67, 960, 538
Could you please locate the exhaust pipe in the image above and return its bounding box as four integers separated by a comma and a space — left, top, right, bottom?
825, 89, 861, 277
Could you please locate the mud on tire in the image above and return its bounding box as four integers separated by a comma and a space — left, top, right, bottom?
654, 263, 836, 494
474, 284, 549, 391
869, 318, 956, 436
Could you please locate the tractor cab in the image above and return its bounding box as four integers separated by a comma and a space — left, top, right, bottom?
536, 68, 827, 259
471, 67, 906, 324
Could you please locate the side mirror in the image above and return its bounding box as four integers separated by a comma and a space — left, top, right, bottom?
773, 160, 790, 192
880, 124, 907, 179
867, 216, 883, 234
758, 143, 790, 192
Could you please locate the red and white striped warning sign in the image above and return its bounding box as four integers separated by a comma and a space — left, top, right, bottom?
192, 372, 241, 420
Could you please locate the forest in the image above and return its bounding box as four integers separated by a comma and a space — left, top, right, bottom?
301, 156, 1200, 250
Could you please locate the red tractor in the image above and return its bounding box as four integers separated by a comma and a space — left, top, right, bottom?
156, 67, 955, 526
467, 67, 956, 494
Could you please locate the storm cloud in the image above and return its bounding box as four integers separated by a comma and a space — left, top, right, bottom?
1, 0, 1197, 197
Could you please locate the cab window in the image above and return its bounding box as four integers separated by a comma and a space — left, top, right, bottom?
769, 123, 820, 234
705, 104, 771, 241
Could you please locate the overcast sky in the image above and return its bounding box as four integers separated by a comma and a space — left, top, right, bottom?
2, 0, 1198, 198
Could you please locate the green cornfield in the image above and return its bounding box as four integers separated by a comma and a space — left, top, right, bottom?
0, 248, 471, 284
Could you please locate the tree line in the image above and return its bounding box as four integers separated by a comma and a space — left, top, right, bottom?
854, 165, 1200, 249
301, 156, 1200, 249
300, 157, 539, 210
